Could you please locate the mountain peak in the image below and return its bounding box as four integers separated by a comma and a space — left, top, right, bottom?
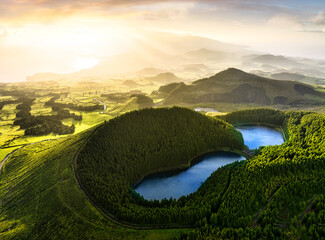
193, 68, 252, 84
223, 67, 246, 73
257, 54, 286, 60
146, 72, 181, 84
156, 72, 177, 78
214, 68, 249, 78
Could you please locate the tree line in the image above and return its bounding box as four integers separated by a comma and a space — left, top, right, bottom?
13, 97, 79, 136
77, 107, 244, 226
45, 96, 102, 111
178, 109, 325, 239
78, 107, 325, 239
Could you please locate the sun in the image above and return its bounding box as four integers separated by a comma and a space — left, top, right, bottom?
73, 57, 99, 71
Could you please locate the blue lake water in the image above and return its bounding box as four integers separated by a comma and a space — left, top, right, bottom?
134, 125, 284, 200
194, 108, 219, 112
236, 125, 284, 150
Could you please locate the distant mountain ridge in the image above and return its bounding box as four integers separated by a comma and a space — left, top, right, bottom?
249, 71, 325, 86
145, 72, 181, 84
25, 31, 325, 86
159, 68, 325, 106
249, 54, 302, 67
26, 32, 246, 83
271, 72, 305, 81
270, 72, 325, 85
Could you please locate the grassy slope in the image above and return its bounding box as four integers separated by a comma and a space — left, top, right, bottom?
0, 129, 186, 240
0, 96, 140, 164
0, 103, 23, 146
108, 97, 140, 115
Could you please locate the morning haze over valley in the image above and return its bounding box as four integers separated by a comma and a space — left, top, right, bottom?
1, 1, 325, 239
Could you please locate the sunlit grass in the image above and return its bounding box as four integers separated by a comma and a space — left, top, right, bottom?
0, 130, 187, 239
0, 146, 21, 161
62, 111, 112, 133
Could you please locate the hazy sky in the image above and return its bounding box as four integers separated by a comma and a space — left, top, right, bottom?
1, 0, 325, 82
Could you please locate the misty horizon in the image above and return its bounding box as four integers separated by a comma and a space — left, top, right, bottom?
1, 0, 325, 82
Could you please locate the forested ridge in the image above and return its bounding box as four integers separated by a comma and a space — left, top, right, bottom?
77, 107, 244, 226
178, 109, 325, 239
220, 108, 287, 126
76, 107, 325, 239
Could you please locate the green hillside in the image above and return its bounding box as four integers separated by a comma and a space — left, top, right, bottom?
1, 107, 325, 239
180, 109, 325, 239
0, 127, 186, 240
160, 68, 325, 107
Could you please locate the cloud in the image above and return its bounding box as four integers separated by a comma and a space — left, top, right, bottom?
268, 14, 304, 31
0, 25, 9, 37
268, 11, 325, 33
0, 0, 303, 24
309, 12, 325, 25
0, 29, 8, 37
308, 12, 325, 32
136, 2, 194, 21
0, 0, 179, 24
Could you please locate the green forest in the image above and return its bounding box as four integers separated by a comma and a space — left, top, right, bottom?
76, 107, 325, 239
77, 107, 244, 226
178, 109, 325, 239
2, 107, 325, 239
13, 96, 79, 136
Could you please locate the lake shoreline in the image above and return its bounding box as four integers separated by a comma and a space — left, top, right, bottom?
132, 147, 247, 189
233, 122, 287, 142
133, 123, 286, 200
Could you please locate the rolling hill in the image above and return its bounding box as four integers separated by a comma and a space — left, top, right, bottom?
159, 68, 325, 106
145, 72, 182, 84
270, 72, 325, 85
251, 54, 301, 66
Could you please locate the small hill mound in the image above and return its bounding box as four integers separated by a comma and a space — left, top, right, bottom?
130, 94, 154, 108
136, 67, 165, 76
122, 80, 141, 88
146, 72, 181, 84
158, 82, 186, 95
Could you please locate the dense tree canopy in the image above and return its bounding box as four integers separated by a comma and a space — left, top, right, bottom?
77, 107, 325, 239
45, 96, 102, 111
13, 97, 79, 136
178, 109, 325, 239
77, 107, 244, 226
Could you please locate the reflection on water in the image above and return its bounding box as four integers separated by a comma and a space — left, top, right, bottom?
236, 125, 284, 149
194, 108, 218, 112
134, 152, 244, 200
134, 125, 284, 200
